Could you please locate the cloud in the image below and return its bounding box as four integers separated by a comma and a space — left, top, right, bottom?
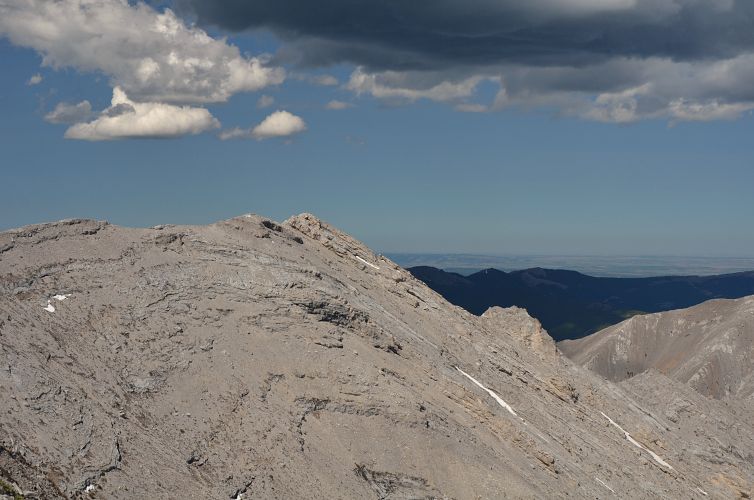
64, 87, 220, 140
667, 99, 753, 122
493, 56, 754, 122
257, 95, 275, 108
218, 110, 307, 140
252, 110, 307, 140
218, 127, 249, 140
346, 68, 487, 103
0, 0, 285, 104
455, 103, 489, 113
310, 74, 338, 86
27, 73, 42, 85
44, 101, 93, 124
289, 72, 339, 86
343, 55, 754, 122
178, 0, 754, 122
180, 0, 754, 68
325, 100, 352, 110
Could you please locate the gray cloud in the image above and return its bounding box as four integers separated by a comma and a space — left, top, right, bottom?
178, 0, 754, 121
325, 100, 353, 110
44, 101, 93, 124
178, 0, 754, 69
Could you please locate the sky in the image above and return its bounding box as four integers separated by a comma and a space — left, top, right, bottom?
1, 0, 753, 257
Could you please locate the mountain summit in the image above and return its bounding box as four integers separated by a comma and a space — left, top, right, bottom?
0, 215, 751, 498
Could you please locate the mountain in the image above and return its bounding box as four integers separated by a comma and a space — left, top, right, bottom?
408, 265, 754, 340
559, 296, 754, 400
0, 215, 752, 498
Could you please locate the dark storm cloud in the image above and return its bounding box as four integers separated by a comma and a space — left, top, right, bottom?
176, 0, 754, 70
169, 0, 754, 122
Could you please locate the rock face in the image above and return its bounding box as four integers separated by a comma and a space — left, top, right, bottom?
559, 296, 754, 400
0, 214, 752, 498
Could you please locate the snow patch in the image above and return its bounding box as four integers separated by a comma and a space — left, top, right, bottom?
85, 484, 95, 492
53, 294, 70, 301
696, 487, 708, 496
455, 366, 517, 417
354, 255, 380, 270
595, 477, 615, 494
43, 301, 56, 313
600, 411, 674, 470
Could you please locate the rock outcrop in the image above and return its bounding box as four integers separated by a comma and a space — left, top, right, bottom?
482, 306, 558, 360
0, 214, 751, 498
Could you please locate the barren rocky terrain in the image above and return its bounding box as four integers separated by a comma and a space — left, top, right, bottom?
0, 214, 752, 498
560, 296, 754, 401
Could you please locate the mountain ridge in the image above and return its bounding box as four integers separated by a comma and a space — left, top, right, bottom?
560, 295, 754, 400
0, 214, 751, 498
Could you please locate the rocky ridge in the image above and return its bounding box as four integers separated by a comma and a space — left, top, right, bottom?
560, 296, 754, 400
0, 214, 751, 498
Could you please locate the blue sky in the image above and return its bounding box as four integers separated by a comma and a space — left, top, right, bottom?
1, 1, 753, 257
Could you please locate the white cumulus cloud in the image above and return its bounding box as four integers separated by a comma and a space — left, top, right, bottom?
0, 0, 285, 103
218, 110, 307, 141
64, 87, 220, 140
251, 110, 307, 140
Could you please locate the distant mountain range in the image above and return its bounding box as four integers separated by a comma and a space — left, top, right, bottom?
389, 253, 754, 278
408, 266, 754, 340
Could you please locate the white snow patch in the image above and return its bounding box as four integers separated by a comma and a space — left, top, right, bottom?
696, 487, 708, 496
53, 294, 70, 301
456, 366, 517, 417
85, 484, 95, 492
596, 477, 615, 494
353, 255, 380, 270
43, 301, 56, 313
600, 412, 674, 470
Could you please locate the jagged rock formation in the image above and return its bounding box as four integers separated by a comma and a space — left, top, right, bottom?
0, 214, 752, 498
560, 296, 754, 400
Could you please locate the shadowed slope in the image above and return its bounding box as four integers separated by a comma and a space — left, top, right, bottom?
409, 266, 754, 340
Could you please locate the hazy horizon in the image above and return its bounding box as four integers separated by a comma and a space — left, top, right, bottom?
389, 253, 754, 278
